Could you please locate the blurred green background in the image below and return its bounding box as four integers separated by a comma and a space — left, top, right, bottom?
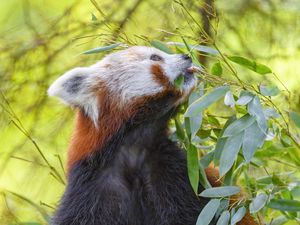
0, 0, 299, 224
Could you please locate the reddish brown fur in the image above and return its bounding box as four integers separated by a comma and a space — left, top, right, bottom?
67, 85, 133, 170
205, 166, 258, 225
151, 64, 171, 87
67, 79, 181, 171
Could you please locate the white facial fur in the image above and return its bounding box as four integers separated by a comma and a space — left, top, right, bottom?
48, 46, 197, 124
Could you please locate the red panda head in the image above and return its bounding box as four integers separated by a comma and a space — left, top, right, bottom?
48, 46, 198, 126
48, 46, 199, 169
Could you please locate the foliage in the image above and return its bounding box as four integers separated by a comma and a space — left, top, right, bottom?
148, 39, 300, 224
0, 0, 300, 225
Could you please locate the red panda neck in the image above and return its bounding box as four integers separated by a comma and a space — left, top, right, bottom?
66, 91, 179, 173
67, 108, 128, 172
66, 92, 142, 172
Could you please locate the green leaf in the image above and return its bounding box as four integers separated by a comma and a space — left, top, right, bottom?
280, 133, 292, 147
196, 199, 221, 225
197, 129, 211, 139
199, 186, 240, 198
91, 13, 97, 21
264, 108, 280, 119
220, 132, 244, 176
211, 62, 223, 76
150, 40, 173, 54
216, 199, 230, 218
236, 91, 254, 106
230, 207, 246, 225
224, 91, 235, 108
290, 111, 300, 128
214, 138, 226, 165
291, 186, 300, 198
250, 193, 268, 213
267, 199, 300, 212
228, 56, 272, 75
214, 116, 236, 164
167, 42, 219, 55
222, 114, 255, 137
187, 87, 204, 139
199, 151, 214, 168
242, 122, 266, 162
82, 43, 121, 55
248, 96, 268, 131
174, 117, 186, 141
174, 75, 184, 89
217, 210, 230, 225
185, 86, 230, 117
259, 85, 280, 96
192, 45, 219, 55
187, 144, 199, 193
267, 216, 288, 225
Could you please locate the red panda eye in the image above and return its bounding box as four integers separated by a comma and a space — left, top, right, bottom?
150, 54, 163, 61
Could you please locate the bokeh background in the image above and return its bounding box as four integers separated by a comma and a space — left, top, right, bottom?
0, 0, 299, 224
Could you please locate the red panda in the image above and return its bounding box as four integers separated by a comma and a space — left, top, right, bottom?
48, 46, 257, 225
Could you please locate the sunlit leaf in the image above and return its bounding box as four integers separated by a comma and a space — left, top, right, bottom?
199, 186, 240, 198
267, 199, 300, 212
196, 199, 220, 225
82, 43, 121, 54
150, 40, 173, 54
185, 86, 230, 117
207, 116, 221, 126
220, 132, 244, 176
230, 207, 246, 225
217, 210, 230, 225
222, 114, 255, 137
242, 122, 266, 162
250, 193, 268, 213
224, 91, 235, 108
197, 129, 211, 139
211, 62, 223, 76
228, 56, 272, 75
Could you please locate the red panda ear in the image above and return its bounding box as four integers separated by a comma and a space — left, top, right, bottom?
48, 67, 99, 124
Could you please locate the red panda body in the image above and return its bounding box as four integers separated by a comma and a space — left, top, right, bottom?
52, 97, 212, 225
48, 46, 257, 225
